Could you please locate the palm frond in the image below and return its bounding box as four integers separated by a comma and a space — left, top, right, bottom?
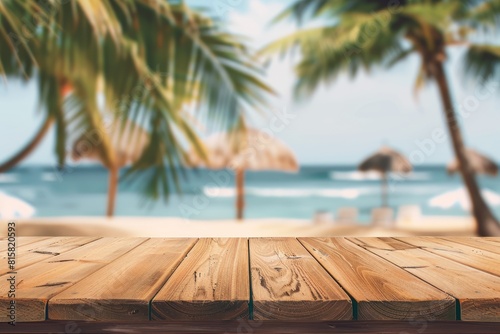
263, 7, 403, 99
264, 0, 500, 100
1, 0, 273, 204
399, 2, 458, 32
464, 44, 500, 82
465, 0, 500, 30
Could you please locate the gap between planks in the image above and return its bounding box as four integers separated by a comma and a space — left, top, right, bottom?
350, 237, 500, 322
0, 238, 149, 322
395, 237, 500, 278
298, 237, 456, 321
48, 238, 198, 321
4, 237, 500, 323
152, 238, 250, 321
152, 237, 354, 321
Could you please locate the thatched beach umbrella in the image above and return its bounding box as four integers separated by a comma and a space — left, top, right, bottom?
71, 119, 149, 217
447, 149, 498, 176
358, 146, 412, 207
187, 128, 299, 220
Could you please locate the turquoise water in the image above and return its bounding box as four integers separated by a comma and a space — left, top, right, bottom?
1, 165, 500, 222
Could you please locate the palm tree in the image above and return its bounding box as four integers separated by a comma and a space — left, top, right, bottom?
0, 0, 126, 171
1, 1, 272, 215
263, 0, 500, 236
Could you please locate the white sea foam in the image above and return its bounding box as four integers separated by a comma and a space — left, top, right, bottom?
203, 187, 235, 198
41, 172, 59, 182
203, 187, 367, 199
0, 174, 18, 183
330, 171, 431, 181
330, 171, 381, 181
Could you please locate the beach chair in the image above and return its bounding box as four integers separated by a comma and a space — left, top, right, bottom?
371, 207, 394, 227
335, 207, 358, 225
396, 205, 422, 227
313, 210, 334, 224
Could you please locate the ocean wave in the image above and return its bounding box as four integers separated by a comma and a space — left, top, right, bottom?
41, 172, 59, 182
203, 187, 235, 198
203, 187, 367, 199
330, 171, 431, 181
0, 174, 18, 183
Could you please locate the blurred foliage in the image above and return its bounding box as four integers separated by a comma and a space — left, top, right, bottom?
262, 0, 500, 98
261, 0, 500, 235
0, 0, 273, 200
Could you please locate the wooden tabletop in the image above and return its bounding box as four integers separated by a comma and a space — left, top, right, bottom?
1, 237, 500, 323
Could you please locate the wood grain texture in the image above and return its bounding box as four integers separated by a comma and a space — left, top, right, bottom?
299, 237, 456, 321
152, 238, 249, 321
351, 237, 500, 321
0, 237, 100, 276
0, 237, 146, 322
395, 237, 500, 278
0, 237, 50, 250
2, 237, 499, 324
250, 238, 352, 320
438, 237, 500, 255
2, 321, 500, 334
48, 238, 197, 321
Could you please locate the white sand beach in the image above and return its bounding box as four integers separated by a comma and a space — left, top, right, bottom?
1, 215, 476, 238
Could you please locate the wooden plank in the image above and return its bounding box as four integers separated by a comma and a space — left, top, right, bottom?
250, 238, 352, 320
48, 238, 197, 321
396, 237, 500, 277
2, 321, 500, 334
299, 237, 456, 320
485, 237, 500, 243
350, 237, 500, 321
0, 237, 146, 322
152, 238, 249, 321
0, 237, 50, 252
438, 237, 500, 255
0, 237, 100, 276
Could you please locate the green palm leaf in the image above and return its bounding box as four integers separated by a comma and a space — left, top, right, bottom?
1, 0, 273, 204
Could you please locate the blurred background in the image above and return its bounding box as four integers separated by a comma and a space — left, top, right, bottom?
2, 0, 500, 236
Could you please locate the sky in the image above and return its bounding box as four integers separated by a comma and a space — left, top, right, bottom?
1, 0, 500, 166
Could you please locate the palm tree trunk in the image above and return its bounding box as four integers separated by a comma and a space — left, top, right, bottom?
235, 168, 245, 221
106, 166, 119, 217
0, 116, 54, 173
433, 61, 500, 236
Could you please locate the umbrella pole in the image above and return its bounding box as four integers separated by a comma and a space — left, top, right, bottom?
236, 168, 245, 221
382, 172, 389, 207
106, 166, 119, 217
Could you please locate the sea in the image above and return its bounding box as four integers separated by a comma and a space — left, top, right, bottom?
1, 165, 500, 223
